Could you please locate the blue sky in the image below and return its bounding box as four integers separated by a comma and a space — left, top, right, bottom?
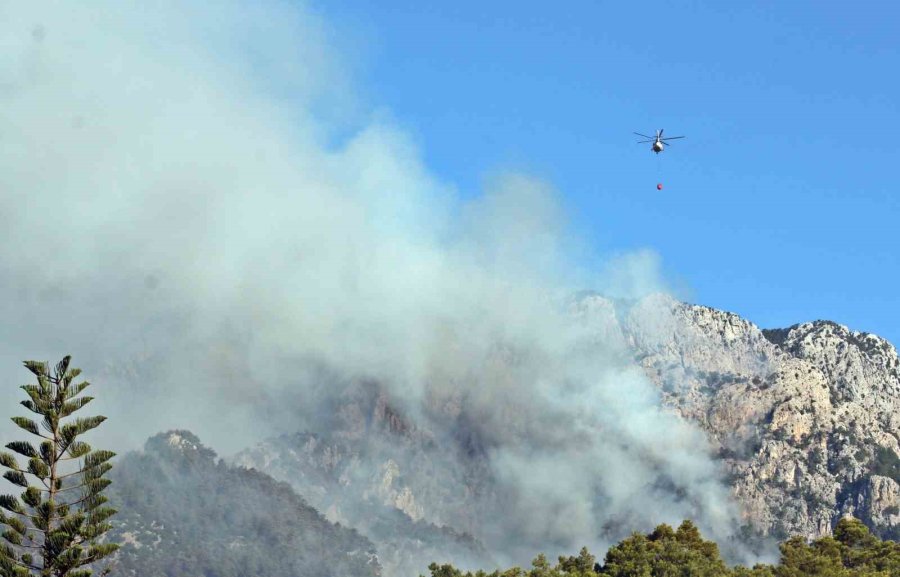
311, 1, 899, 343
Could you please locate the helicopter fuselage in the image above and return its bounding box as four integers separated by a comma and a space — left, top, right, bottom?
635, 129, 684, 154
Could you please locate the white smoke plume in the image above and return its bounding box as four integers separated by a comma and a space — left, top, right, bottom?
0, 0, 745, 568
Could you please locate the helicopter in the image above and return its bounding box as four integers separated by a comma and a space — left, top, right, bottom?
634, 129, 685, 154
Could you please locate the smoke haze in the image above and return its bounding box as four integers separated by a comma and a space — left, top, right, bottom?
0, 0, 744, 566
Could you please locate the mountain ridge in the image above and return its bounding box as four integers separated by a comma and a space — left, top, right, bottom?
619, 294, 899, 541
235, 293, 899, 574
107, 430, 382, 577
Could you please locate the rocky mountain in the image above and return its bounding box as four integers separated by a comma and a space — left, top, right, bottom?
106, 430, 381, 577
233, 293, 899, 575
233, 384, 496, 577
620, 294, 900, 542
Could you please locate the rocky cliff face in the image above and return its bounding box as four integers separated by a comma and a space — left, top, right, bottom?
234, 294, 900, 574
618, 294, 900, 542
233, 383, 496, 577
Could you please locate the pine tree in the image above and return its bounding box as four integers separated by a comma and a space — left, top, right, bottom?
0, 356, 119, 576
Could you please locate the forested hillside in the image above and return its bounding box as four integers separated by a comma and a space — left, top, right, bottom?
105, 430, 380, 577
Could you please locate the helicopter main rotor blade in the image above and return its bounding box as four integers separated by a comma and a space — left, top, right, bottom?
636, 139, 654, 143
633, 132, 654, 139
658, 129, 664, 138
660, 136, 685, 141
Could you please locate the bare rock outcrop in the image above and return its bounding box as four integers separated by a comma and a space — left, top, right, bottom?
613, 294, 900, 541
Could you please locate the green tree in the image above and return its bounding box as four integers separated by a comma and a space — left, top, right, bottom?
775, 535, 846, 577
557, 547, 597, 575
0, 356, 119, 576
831, 516, 900, 576
601, 521, 731, 577
766, 517, 900, 577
